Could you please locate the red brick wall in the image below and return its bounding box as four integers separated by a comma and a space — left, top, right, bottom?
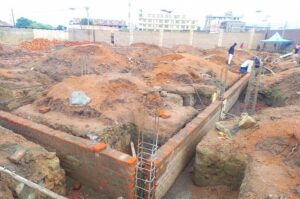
154, 74, 250, 198
0, 111, 136, 199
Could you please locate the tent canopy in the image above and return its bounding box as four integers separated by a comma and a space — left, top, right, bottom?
261, 32, 293, 44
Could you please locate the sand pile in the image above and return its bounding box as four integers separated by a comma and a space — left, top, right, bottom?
114, 43, 171, 72
36, 44, 130, 81
143, 52, 239, 91
205, 48, 255, 68
19, 38, 62, 51
172, 44, 207, 56
35, 74, 149, 121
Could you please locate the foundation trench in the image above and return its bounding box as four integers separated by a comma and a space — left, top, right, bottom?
0, 74, 249, 199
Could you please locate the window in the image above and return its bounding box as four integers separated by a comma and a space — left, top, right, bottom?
176, 20, 180, 24
165, 20, 169, 23
159, 20, 163, 23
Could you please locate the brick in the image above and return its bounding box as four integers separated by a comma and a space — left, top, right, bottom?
0, 111, 136, 199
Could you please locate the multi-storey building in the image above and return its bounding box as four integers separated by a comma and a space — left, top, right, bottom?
70, 18, 127, 31
204, 12, 242, 32
220, 20, 246, 32
138, 10, 198, 32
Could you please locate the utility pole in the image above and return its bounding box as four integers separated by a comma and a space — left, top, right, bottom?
84, 7, 90, 27
128, 0, 133, 45
282, 21, 288, 38
11, 8, 15, 27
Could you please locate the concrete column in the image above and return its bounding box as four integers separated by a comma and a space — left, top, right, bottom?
129, 29, 133, 45
189, 29, 194, 46
248, 28, 255, 49
217, 29, 224, 47
159, 29, 164, 47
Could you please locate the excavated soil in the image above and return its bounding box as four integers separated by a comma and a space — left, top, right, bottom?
0, 43, 53, 111
0, 125, 66, 197
2, 42, 254, 153
172, 44, 207, 56
205, 48, 255, 68
259, 67, 300, 107
193, 105, 300, 199
35, 43, 130, 81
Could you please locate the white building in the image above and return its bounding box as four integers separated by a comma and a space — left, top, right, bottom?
138, 10, 198, 32
204, 12, 242, 32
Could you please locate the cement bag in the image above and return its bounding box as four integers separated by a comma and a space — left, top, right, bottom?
69, 91, 91, 106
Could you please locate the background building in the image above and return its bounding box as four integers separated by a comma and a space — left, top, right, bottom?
204, 11, 242, 32
69, 18, 127, 31
220, 20, 246, 32
0, 20, 12, 27
138, 10, 198, 32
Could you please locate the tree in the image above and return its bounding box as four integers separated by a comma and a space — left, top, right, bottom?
80, 18, 92, 25
16, 17, 32, 28
15, 17, 53, 29
56, 25, 67, 30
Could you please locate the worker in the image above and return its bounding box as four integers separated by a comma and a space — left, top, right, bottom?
240, 42, 244, 49
111, 31, 115, 45
256, 44, 261, 51
294, 43, 300, 54
240, 56, 261, 75
228, 43, 237, 65
253, 56, 261, 68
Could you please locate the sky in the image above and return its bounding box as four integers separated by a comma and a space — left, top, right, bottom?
0, 0, 300, 29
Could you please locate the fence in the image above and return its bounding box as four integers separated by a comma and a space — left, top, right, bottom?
0, 27, 266, 49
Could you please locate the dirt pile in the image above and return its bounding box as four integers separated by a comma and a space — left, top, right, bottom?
172, 44, 207, 56
35, 74, 149, 121
193, 105, 300, 199
0, 44, 53, 111
14, 73, 198, 150
36, 44, 130, 81
259, 67, 300, 106
205, 48, 255, 71
114, 43, 171, 72
5, 41, 257, 153
0, 125, 66, 197
19, 38, 62, 51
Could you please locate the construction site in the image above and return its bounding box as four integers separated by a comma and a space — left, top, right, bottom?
0, 31, 299, 199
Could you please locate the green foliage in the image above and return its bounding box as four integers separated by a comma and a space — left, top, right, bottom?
15, 17, 53, 29
80, 18, 92, 25
16, 17, 33, 28
56, 25, 67, 30
258, 88, 285, 107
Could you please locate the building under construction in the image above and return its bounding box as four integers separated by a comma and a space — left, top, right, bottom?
0, 27, 299, 199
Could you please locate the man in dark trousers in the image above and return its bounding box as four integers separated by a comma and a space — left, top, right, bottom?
228, 43, 237, 65
111, 31, 115, 45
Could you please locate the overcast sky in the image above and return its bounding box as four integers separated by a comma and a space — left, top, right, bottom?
0, 0, 299, 29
